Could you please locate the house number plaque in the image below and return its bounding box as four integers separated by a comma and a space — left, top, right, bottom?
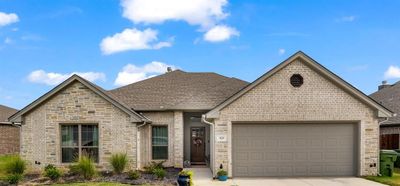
216, 135, 227, 142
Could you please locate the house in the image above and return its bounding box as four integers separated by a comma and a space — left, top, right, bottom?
8, 51, 392, 177
370, 81, 400, 149
0, 104, 19, 154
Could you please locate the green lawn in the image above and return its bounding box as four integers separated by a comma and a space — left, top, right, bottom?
50, 182, 133, 186
0, 155, 15, 180
365, 168, 400, 186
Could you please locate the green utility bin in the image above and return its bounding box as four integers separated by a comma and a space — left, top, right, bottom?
380, 150, 398, 177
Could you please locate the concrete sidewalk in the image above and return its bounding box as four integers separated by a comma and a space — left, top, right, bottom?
185, 168, 386, 186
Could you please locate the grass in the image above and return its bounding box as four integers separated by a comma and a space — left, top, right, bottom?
0, 155, 16, 180
365, 168, 400, 186
50, 182, 134, 186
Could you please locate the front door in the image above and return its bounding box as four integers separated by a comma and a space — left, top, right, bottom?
191, 127, 205, 164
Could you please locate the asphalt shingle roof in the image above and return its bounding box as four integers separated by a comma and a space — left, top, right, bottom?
0, 104, 17, 122
370, 82, 400, 125
108, 70, 249, 111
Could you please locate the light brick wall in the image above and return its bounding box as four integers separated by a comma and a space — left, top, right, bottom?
21, 81, 137, 170
173, 111, 184, 168
214, 59, 380, 176
140, 111, 184, 168
0, 124, 19, 155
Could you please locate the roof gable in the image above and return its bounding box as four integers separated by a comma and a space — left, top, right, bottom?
206, 51, 393, 118
9, 75, 147, 123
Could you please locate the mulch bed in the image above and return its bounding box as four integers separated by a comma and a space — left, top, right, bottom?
1, 167, 181, 186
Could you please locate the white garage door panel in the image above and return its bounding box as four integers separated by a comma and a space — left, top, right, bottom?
232, 124, 356, 177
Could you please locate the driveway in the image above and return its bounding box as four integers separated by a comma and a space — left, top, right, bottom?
186, 168, 386, 186
231, 177, 385, 186
194, 177, 385, 186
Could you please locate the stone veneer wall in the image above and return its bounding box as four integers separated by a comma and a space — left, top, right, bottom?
20, 81, 137, 169
139, 111, 183, 168
214, 59, 380, 176
0, 124, 20, 155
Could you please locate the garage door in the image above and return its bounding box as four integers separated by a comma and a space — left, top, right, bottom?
232, 123, 356, 177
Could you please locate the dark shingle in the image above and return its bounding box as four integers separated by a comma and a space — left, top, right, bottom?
108, 70, 249, 111
0, 105, 17, 122
370, 82, 400, 125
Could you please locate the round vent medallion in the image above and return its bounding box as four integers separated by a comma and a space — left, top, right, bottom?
290, 74, 303, 87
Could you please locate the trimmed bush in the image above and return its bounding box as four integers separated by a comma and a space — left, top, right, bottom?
5, 156, 26, 175
69, 155, 96, 179
109, 153, 128, 174
152, 168, 166, 179
127, 170, 141, 180
44, 164, 62, 180
6, 173, 22, 184
143, 161, 165, 173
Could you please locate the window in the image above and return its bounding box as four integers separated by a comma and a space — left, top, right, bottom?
152, 126, 168, 160
61, 124, 99, 163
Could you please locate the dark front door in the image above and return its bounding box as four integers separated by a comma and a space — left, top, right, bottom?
191, 127, 205, 164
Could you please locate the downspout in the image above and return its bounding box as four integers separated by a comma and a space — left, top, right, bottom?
136, 120, 148, 170
377, 117, 390, 176
201, 115, 215, 177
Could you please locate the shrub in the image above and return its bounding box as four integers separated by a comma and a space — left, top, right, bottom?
152, 168, 166, 180
109, 153, 128, 174
143, 161, 165, 173
44, 164, 62, 180
217, 169, 227, 177
6, 173, 23, 184
69, 155, 96, 179
127, 170, 141, 180
5, 156, 26, 175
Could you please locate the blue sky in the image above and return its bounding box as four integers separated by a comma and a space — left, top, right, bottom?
0, 0, 399, 109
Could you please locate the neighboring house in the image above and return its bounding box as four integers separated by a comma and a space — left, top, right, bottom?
370, 81, 400, 149
0, 104, 19, 155
8, 51, 392, 177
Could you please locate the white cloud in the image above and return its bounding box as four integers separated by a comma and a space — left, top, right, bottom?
336, 16, 356, 22
100, 28, 172, 55
115, 61, 176, 86
28, 70, 106, 86
278, 48, 285, 55
0, 12, 19, 26
121, 0, 228, 28
4, 37, 12, 44
384, 66, 400, 79
203, 25, 239, 42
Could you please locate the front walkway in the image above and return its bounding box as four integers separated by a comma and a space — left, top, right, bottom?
185, 168, 386, 186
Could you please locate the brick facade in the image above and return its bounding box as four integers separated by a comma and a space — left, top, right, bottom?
213, 59, 380, 176
20, 81, 137, 169
0, 124, 19, 155
138, 111, 184, 168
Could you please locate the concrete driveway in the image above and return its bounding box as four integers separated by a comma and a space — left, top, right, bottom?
195, 177, 385, 186
187, 168, 386, 186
